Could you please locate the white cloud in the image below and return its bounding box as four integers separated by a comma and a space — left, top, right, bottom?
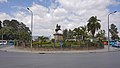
57, 0, 120, 34
0, 0, 7, 3
1, 0, 120, 36
0, 12, 12, 21
15, 0, 120, 36
30, 3, 48, 17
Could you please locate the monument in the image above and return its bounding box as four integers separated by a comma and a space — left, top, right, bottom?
53, 24, 63, 42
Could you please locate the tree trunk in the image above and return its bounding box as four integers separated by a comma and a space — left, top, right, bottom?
40, 41, 42, 47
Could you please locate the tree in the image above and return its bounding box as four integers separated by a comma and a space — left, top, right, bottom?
68, 29, 74, 39
3, 20, 10, 27
73, 27, 81, 42
73, 26, 88, 42
109, 24, 119, 40
0, 19, 31, 46
96, 30, 106, 40
0, 26, 13, 40
87, 16, 101, 38
63, 29, 68, 41
63, 29, 74, 41
38, 36, 49, 47
0, 21, 2, 29
79, 25, 88, 40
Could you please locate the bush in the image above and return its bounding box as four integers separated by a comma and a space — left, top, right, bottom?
32, 41, 51, 48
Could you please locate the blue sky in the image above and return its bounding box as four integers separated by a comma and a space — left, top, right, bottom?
0, 0, 56, 14
0, 0, 120, 13
108, 0, 120, 12
0, 0, 120, 36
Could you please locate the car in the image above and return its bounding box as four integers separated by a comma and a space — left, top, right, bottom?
110, 40, 116, 46
111, 41, 120, 48
0, 40, 7, 45
8, 41, 14, 46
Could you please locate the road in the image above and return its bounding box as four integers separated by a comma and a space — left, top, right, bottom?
0, 51, 120, 68
0, 45, 8, 49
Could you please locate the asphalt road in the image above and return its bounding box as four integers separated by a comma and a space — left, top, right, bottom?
0, 51, 120, 68
0, 45, 8, 49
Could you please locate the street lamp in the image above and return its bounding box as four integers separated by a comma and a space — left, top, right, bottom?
27, 8, 33, 50
108, 11, 117, 51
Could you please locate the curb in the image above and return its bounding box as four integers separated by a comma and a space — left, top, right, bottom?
0, 46, 120, 54
0, 50, 120, 54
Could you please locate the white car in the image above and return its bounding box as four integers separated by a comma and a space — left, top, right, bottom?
0, 40, 7, 45
114, 41, 120, 48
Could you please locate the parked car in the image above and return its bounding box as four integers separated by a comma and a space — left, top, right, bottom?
0, 40, 7, 45
112, 41, 120, 48
110, 40, 116, 46
8, 40, 14, 46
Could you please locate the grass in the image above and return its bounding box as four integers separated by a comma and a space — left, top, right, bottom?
15, 40, 104, 51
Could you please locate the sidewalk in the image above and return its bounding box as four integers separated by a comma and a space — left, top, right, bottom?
0, 45, 120, 54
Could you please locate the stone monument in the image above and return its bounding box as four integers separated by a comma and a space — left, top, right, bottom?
53, 24, 63, 42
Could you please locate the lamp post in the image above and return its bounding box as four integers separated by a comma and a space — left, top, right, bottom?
27, 8, 33, 50
108, 11, 117, 51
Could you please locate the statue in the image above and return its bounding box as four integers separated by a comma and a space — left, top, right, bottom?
53, 24, 63, 41
55, 24, 61, 33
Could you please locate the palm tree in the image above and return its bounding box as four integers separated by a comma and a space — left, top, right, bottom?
79, 25, 88, 40
73, 26, 88, 41
96, 30, 106, 40
73, 27, 81, 42
87, 16, 101, 38
38, 36, 49, 47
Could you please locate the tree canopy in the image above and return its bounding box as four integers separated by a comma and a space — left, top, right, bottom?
87, 16, 101, 37
0, 19, 31, 42
109, 24, 119, 40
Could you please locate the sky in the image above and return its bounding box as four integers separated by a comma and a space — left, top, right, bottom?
0, 0, 120, 37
